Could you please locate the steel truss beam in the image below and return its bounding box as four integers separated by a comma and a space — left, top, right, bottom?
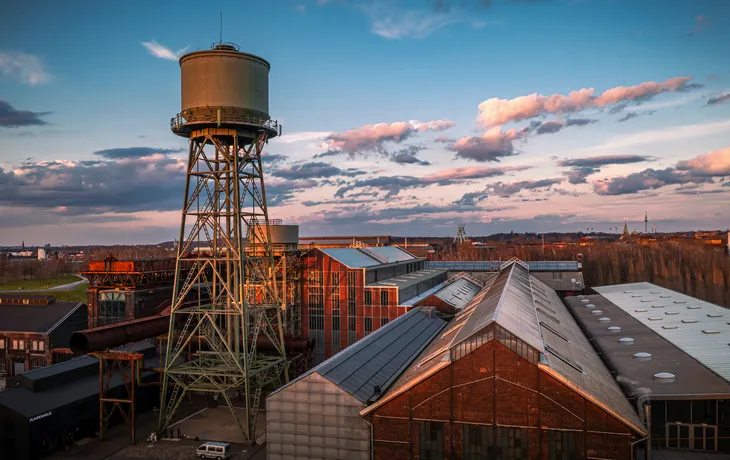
158, 127, 287, 441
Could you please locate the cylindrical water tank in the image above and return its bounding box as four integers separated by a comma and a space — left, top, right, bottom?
249, 225, 299, 245
180, 46, 271, 122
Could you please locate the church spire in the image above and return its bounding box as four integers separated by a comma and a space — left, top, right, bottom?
644, 211, 648, 234
622, 220, 629, 236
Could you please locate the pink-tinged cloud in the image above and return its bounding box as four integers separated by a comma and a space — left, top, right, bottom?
325, 119, 455, 154
422, 165, 531, 182
447, 126, 528, 162
476, 77, 698, 127
675, 147, 730, 176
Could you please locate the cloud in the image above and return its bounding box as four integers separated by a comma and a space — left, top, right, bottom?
706, 93, 730, 106
0, 51, 51, 85
273, 131, 332, 144
323, 119, 454, 155
535, 121, 564, 135
675, 147, 730, 176
593, 147, 730, 195
487, 178, 564, 197
453, 190, 489, 206
422, 165, 530, 182
141, 41, 188, 61
296, 4, 306, 12
335, 176, 423, 198
390, 146, 431, 165
0, 100, 52, 128
688, 15, 710, 36
93, 147, 184, 159
476, 77, 699, 127
531, 118, 597, 135
271, 161, 365, 180
558, 154, 654, 184
365, 7, 482, 39
446, 127, 526, 162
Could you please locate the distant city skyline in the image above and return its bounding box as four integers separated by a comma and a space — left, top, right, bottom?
1, 0, 729, 245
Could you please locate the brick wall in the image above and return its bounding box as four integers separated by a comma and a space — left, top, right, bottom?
368, 339, 635, 460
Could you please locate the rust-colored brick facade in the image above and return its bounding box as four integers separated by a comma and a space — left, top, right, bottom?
302, 250, 407, 362
367, 340, 635, 460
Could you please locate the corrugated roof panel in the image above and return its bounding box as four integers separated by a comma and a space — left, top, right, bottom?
270, 307, 446, 404
367, 246, 416, 263
320, 248, 381, 268
594, 283, 730, 384
426, 261, 580, 272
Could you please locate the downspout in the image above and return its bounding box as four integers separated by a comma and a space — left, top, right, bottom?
630, 399, 651, 460
363, 417, 374, 460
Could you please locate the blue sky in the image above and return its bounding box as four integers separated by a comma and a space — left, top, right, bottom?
0, 0, 729, 245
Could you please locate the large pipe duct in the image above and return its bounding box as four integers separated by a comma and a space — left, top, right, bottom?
70, 315, 170, 355
70, 314, 313, 356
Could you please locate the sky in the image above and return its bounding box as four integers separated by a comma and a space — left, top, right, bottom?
0, 0, 729, 245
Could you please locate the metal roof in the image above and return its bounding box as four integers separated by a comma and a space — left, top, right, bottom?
367, 269, 446, 290
592, 283, 730, 389
362, 262, 645, 433
426, 260, 581, 272
269, 307, 445, 404
434, 276, 484, 309
531, 271, 585, 292
319, 246, 417, 269
0, 301, 84, 333
564, 293, 730, 399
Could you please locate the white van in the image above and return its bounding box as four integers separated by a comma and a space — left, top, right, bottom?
196, 441, 231, 459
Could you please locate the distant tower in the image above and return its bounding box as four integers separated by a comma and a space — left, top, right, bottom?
644, 211, 648, 234
454, 225, 468, 244
21, 240, 25, 249
158, 42, 286, 441
622, 220, 629, 237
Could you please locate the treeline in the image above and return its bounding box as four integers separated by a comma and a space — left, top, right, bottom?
0, 258, 75, 284
439, 243, 730, 307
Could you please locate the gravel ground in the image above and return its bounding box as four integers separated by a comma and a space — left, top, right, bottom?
108, 440, 264, 460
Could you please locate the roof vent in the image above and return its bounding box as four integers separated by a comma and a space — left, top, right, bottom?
660, 295, 671, 298
632, 295, 642, 298
634, 352, 652, 361
662, 325, 679, 330
641, 299, 652, 303
648, 317, 662, 321
586, 303, 596, 308
591, 310, 602, 315
650, 291, 661, 294
665, 311, 679, 315
703, 329, 720, 334
652, 304, 664, 308
682, 319, 697, 324
635, 308, 648, 313
674, 300, 687, 304
654, 372, 676, 383
708, 313, 723, 318
619, 337, 635, 345
599, 317, 611, 323
577, 295, 585, 298
623, 291, 634, 294
607, 326, 621, 332
688, 306, 701, 310
581, 299, 590, 303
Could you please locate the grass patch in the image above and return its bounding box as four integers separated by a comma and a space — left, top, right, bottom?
12, 283, 89, 303
0, 275, 81, 291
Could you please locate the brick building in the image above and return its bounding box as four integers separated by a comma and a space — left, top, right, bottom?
269, 261, 647, 460
0, 294, 86, 389
302, 246, 448, 363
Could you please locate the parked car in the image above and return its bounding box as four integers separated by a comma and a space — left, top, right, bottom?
196, 441, 231, 459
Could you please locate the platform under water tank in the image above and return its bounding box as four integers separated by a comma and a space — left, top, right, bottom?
171, 43, 278, 137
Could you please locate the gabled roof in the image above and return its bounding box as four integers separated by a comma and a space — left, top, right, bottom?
362, 261, 646, 435
0, 300, 84, 334
426, 260, 581, 272
319, 246, 418, 269
268, 307, 445, 404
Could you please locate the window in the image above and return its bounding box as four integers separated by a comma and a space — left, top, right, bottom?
552, 271, 563, 280
308, 270, 324, 332
365, 290, 372, 306
0, 362, 5, 374
98, 291, 126, 326
381, 317, 389, 327
38, 341, 44, 351
32, 341, 38, 351
365, 318, 372, 335
0, 338, 4, 349
548, 430, 578, 460
380, 290, 389, 306
18, 340, 25, 350
332, 316, 340, 332
419, 422, 444, 460
464, 425, 527, 460
31, 359, 43, 370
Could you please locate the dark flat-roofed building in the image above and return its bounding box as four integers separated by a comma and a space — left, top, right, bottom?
0, 342, 159, 459
0, 295, 86, 389
565, 282, 730, 453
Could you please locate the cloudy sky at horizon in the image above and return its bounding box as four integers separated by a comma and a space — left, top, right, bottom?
1, 0, 729, 245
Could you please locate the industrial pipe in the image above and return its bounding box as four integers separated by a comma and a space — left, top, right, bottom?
70, 315, 170, 355
70, 314, 313, 356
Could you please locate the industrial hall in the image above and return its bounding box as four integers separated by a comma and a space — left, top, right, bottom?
268, 260, 648, 460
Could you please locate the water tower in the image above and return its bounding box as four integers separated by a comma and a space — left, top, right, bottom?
158, 42, 287, 441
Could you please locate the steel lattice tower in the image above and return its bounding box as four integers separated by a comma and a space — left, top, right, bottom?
158, 43, 287, 441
